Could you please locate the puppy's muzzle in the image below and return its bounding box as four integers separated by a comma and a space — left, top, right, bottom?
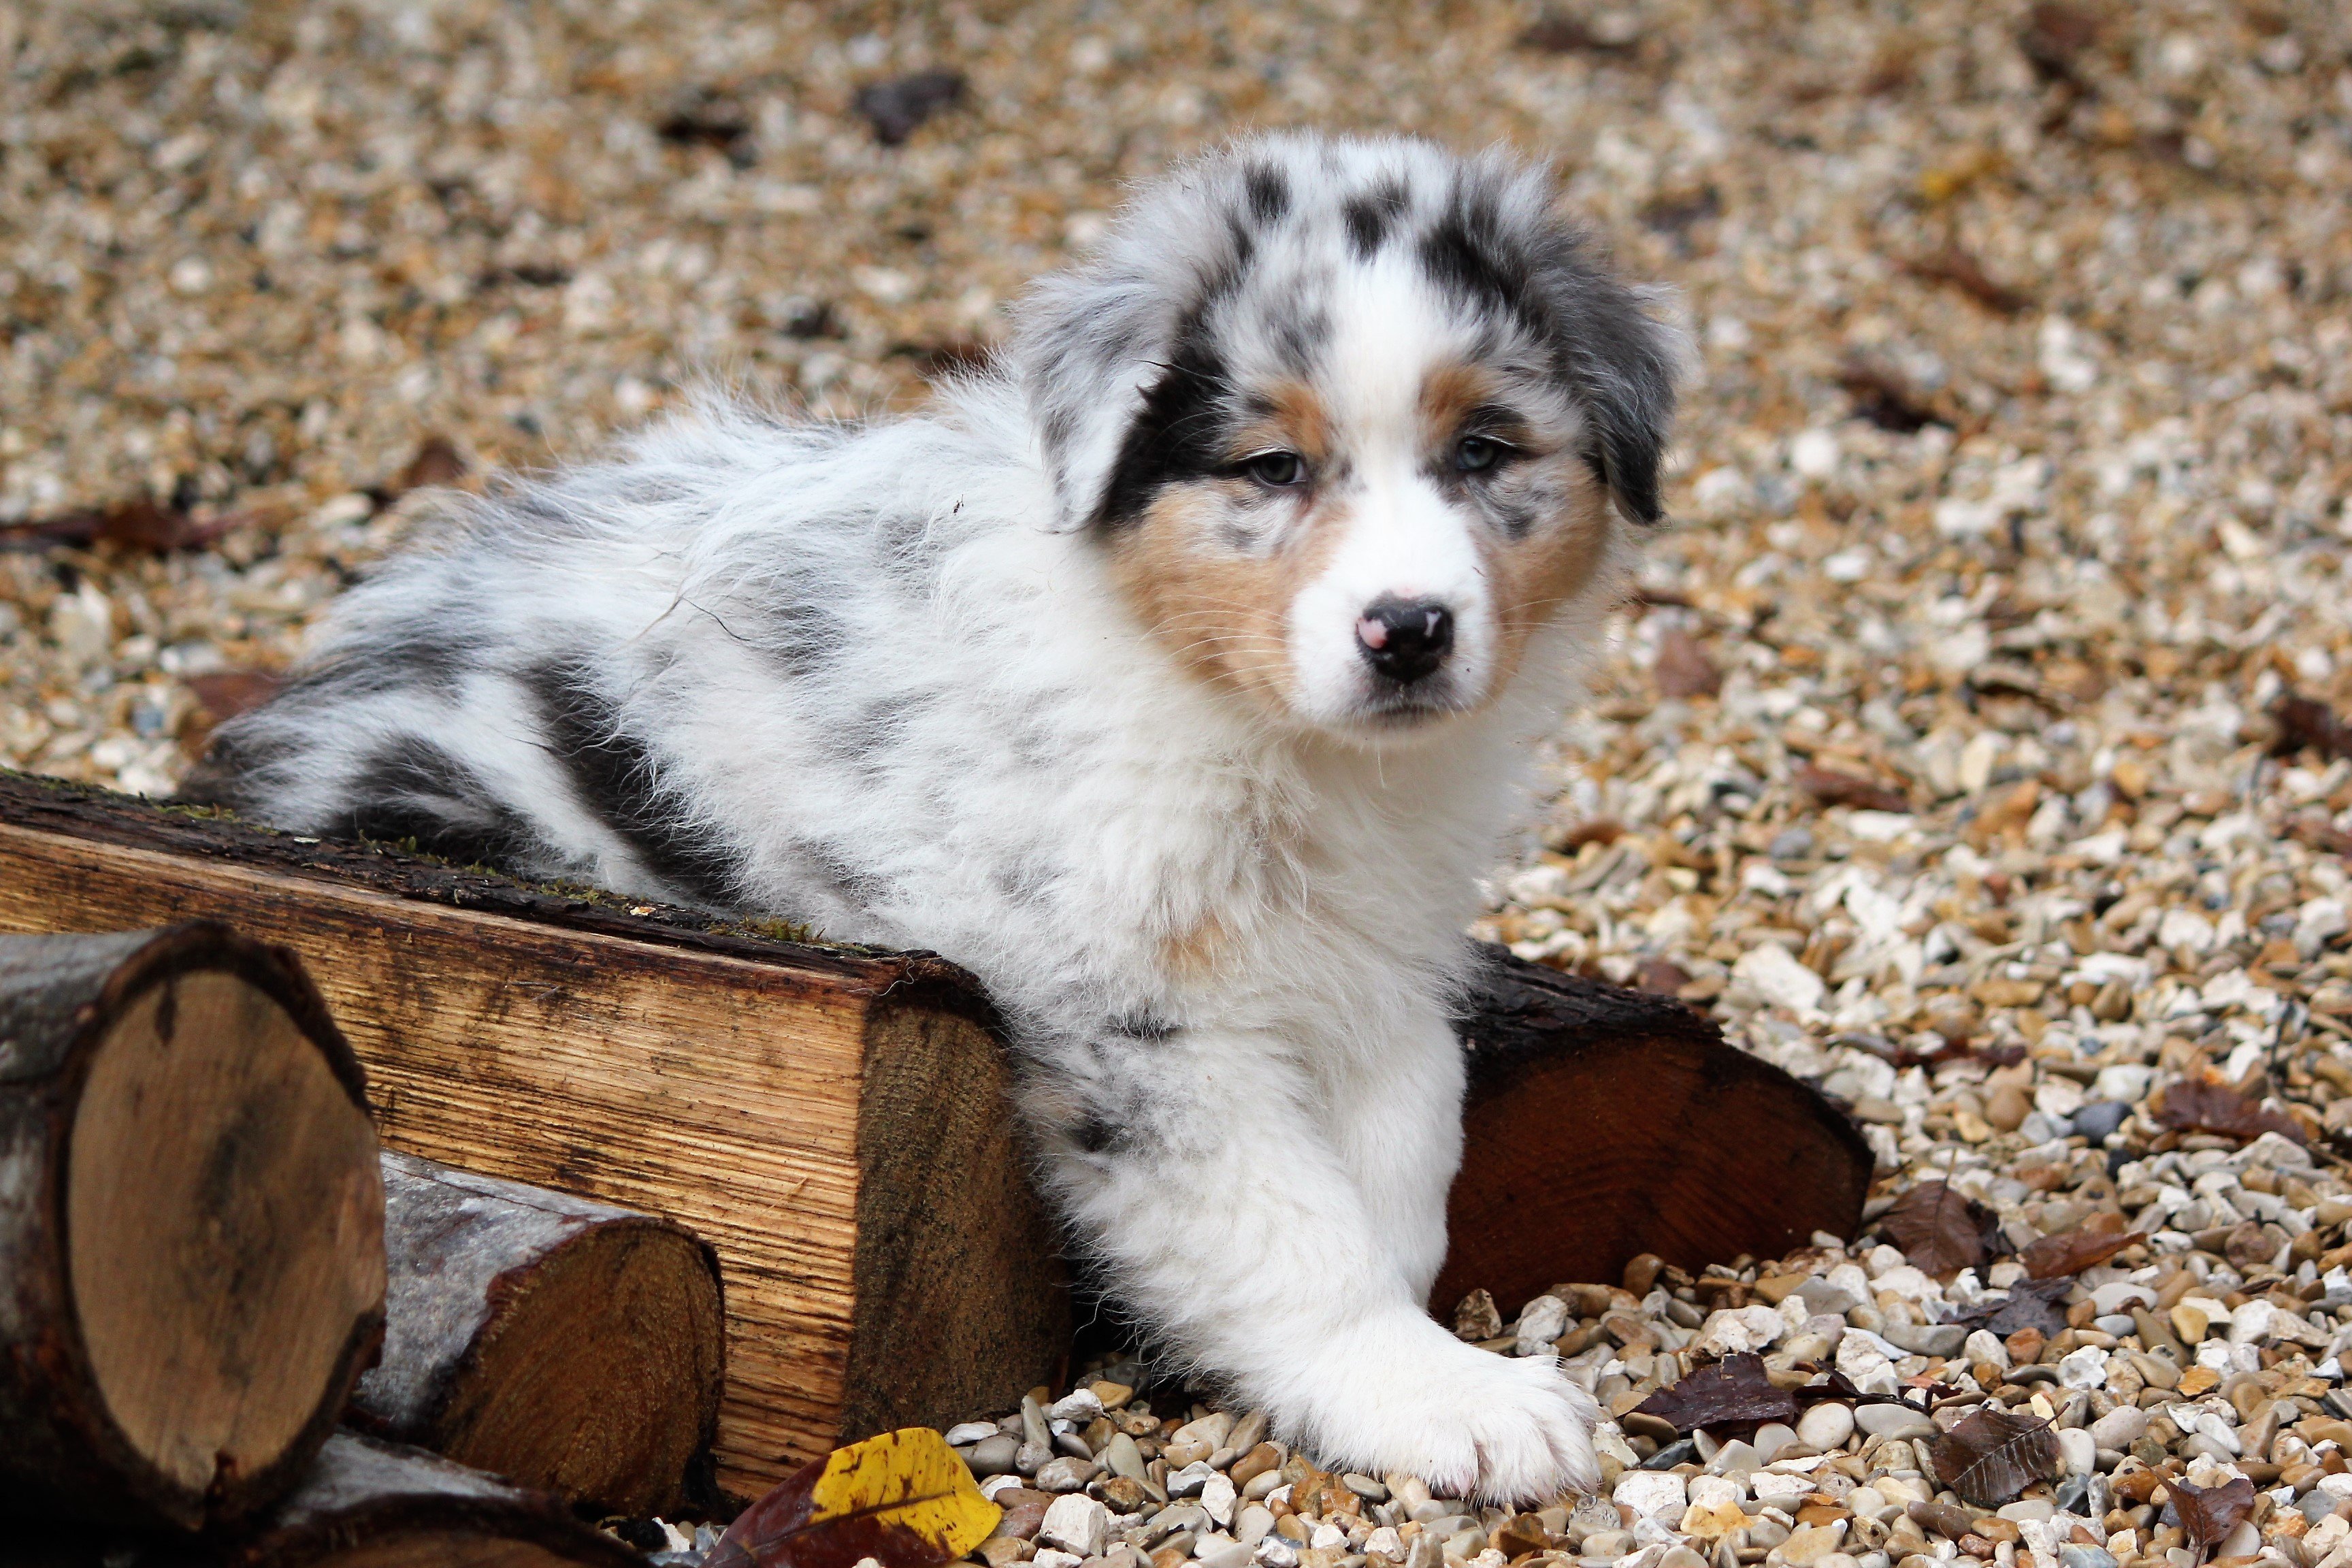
1355, 596, 1455, 685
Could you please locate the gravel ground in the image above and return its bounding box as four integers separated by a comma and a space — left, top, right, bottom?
8, 1, 2352, 1565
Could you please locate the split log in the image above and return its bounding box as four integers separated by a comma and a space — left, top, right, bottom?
0, 924, 385, 1531
0, 771, 1068, 1498
12, 1430, 642, 1567
355, 1150, 725, 1515
1434, 947, 1875, 1318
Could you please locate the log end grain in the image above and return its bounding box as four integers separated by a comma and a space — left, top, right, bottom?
0, 926, 385, 1532
1433, 945, 1875, 1317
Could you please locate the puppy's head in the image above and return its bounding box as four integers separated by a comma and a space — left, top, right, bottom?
1012, 133, 1682, 742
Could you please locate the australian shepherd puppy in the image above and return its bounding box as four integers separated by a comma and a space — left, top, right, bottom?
188, 132, 1680, 1502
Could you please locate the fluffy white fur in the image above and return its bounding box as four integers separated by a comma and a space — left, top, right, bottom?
189, 133, 1681, 1501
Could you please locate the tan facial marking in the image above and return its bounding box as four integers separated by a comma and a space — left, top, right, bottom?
1105, 484, 1347, 714
1416, 361, 1618, 696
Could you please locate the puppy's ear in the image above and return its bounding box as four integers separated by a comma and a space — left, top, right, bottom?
1011, 266, 1170, 532
1540, 252, 1686, 528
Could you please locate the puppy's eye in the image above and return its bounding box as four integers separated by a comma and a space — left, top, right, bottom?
1242, 451, 1307, 488
1454, 436, 1508, 474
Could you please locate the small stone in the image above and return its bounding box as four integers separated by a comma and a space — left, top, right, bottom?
1613, 1469, 1688, 1520
1659, 1548, 1708, 1568
1041, 1494, 1111, 1559
2057, 1548, 2117, 1568
1035, 1457, 1099, 1493
1986, 1083, 2032, 1132
2070, 1103, 2131, 1143
1051, 1390, 1106, 1424
949, 1421, 1002, 1446
1882, 1323, 1967, 1357
1780, 1521, 1850, 1566
1705, 1439, 1762, 1476
1799, 1402, 1857, 1452
1195, 1537, 1253, 1568
979, 1539, 1036, 1567
1453, 1290, 1502, 1341
1362, 1527, 1403, 1562
1753, 1422, 1799, 1463
2057, 1345, 2110, 1390
1580, 1532, 1635, 1560
971, 1435, 1023, 1477
1996, 1501, 2053, 1523
1105, 1433, 1147, 1481
1857, 1403, 1935, 1438
2089, 1406, 2147, 1450
1200, 1473, 1237, 1529
1514, 1294, 1571, 1354
2057, 1428, 2096, 1475
1847, 1487, 1891, 1522
1090, 1381, 1135, 1409
1228, 1443, 1280, 1487
1342, 1473, 1388, 1501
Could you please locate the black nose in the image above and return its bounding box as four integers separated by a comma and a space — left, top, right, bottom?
1355, 597, 1454, 685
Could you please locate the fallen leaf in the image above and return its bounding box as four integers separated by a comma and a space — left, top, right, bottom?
705, 1427, 1000, 1568
0, 499, 248, 555
1879, 1181, 2006, 1279
1904, 247, 2034, 314
2020, 1226, 2146, 1280
1654, 627, 1722, 699
1838, 358, 1950, 434
1929, 1407, 2059, 1507
1633, 1352, 1800, 1435
1518, 10, 1641, 54
2169, 1475, 2255, 1565
2155, 1074, 2306, 1145
1959, 1276, 2073, 1339
395, 435, 468, 494
186, 669, 286, 723
1795, 765, 1912, 814
2018, 2, 2102, 88
851, 71, 966, 146
2273, 693, 2352, 764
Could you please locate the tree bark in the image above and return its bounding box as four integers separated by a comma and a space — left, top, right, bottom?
12, 1431, 644, 1567
353, 1151, 725, 1516
0, 924, 386, 1532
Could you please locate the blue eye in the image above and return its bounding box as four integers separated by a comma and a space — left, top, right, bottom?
1244, 451, 1306, 487
1456, 437, 1505, 473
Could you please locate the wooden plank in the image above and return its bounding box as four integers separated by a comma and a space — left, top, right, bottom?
0, 773, 1068, 1499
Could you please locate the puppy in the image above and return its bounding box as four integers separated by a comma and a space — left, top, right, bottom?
187, 132, 1680, 1501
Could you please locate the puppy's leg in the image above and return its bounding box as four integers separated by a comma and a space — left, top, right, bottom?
1031, 1025, 1598, 1505
1321, 1010, 1465, 1307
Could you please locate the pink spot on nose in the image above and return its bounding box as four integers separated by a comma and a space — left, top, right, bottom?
1355, 615, 1389, 651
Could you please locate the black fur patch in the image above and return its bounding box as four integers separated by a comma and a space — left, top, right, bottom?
1093, 332, 1232, 530
334, 736, 536, 866
1243, 163, 1290, 224
527, 662, 747, 905
306, 625, 466, 698
1417, 194, 1544, 340
1341, 180, 1409, 259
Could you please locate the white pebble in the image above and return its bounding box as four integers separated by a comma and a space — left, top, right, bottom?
1048, 1389, 1105, 1423
1797, 1403, 1855, 1452
2057, 1428, 2097, 1476
2089, 1407, 2149, 1450
945, 1421, 1000, 1446
1039, 1494, 1111, 1559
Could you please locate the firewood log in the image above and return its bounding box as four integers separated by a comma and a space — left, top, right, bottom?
0, 924, 385, 1531
1435, 946, 1875, 1317
10, 1430, 642, 1567
354, 1151, 724, 1515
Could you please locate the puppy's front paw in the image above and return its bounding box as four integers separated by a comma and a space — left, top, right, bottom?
1279, 1316, 1599, 1505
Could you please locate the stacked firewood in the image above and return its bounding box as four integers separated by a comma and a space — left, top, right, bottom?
0, 924, 725, 1566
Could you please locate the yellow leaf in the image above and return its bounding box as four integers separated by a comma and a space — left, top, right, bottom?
708, 1427, 1002, 1568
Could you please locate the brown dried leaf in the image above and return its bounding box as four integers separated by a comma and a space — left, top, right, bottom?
186, 669, 287, 724
396, 435, 468, 494
1904, 247, 2034, 314
1880, 1180, 2006, 1279
2019, 1226, 2145, 1279
2155, 1074, 2306, 1145
1634, 1352, 1800, 1435
2273, 692, 2352, 763
0, 499, 248, 555
2019, 2, 2103, 88
850, 71, 966, 146
706, 1427, 1000, 1568
1795, 765, 1912, 814
1654, 627, 1722, 700
1518, 10, 1640, 54
1929, 1407, 2059, 1507
1957, 1276, 2073, 1339
2168, 1475, 2255, 1565
1837, 358, 1950, 434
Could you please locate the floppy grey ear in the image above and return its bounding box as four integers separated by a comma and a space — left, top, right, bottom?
1541, 259, 1685, 527
1010, 267, 1167, 532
